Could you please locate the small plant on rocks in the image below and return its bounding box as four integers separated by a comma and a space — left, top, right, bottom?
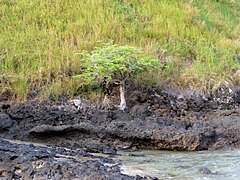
74, 45, 161, 110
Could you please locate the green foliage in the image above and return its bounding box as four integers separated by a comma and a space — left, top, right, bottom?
74, 45, 161, 85
112, 0, 136, 15
0, 0, 239, 99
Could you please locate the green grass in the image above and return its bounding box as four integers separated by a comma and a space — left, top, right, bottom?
0, 0, 239, 100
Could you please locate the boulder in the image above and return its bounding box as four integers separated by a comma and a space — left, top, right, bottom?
0, 113, 13, 131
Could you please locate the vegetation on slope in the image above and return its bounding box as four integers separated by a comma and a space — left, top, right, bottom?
0, 0, 239, 100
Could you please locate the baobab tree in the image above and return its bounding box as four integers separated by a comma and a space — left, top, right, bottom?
74, 45, 161, 110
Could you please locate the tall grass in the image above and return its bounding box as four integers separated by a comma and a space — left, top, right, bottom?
0, 0, 239, 100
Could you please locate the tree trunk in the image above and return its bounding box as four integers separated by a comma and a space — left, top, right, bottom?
101, 94, 113, 110
119, 80, 126, 111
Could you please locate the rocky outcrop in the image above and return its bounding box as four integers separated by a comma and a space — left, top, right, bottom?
1, 86, 239, 151
0, 138, 153, 180
0, 86, 239, 179
0, 112, 12, 131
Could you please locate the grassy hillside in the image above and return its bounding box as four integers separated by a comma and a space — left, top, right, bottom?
0, 0, 239, 100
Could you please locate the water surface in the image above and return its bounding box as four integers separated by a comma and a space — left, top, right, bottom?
114, 149, 240, 180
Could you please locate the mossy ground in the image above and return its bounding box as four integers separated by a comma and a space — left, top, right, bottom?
0, 0, 239, 100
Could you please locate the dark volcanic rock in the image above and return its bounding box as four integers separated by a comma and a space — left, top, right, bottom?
0, 87, 240, 179
234, 89, 240, 103
0, 138, 151, 180
131, 103, 151, 117
85, 144, 117, 155
0, 113, 13, 131
2, 87, 240, 153
198, 167, 218, 175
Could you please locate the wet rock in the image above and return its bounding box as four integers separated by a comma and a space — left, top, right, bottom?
102, 146, 117, 155
99, 157, 116, 164
128, 153, 146, 157
85, 144, 117, 155
77, 149, 87, 156
85, 144, 99, 153
198, 167, 218, 175
113, 140, 132, 150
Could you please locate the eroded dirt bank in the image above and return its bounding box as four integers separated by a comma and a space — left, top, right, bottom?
0, 86, 240, 179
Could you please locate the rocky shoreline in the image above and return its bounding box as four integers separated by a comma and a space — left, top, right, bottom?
0, 138, 156, 180
0, 85, 240, 179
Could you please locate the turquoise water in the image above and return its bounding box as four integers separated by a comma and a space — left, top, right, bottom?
114, 149, 240, 180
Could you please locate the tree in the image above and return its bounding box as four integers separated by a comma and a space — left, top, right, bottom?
74, 44, 161, 110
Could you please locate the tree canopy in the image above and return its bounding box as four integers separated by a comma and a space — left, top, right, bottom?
74, 45, 161, 86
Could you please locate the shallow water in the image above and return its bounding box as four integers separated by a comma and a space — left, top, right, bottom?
3, 139, 240, 179
114, 149, 240, 180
